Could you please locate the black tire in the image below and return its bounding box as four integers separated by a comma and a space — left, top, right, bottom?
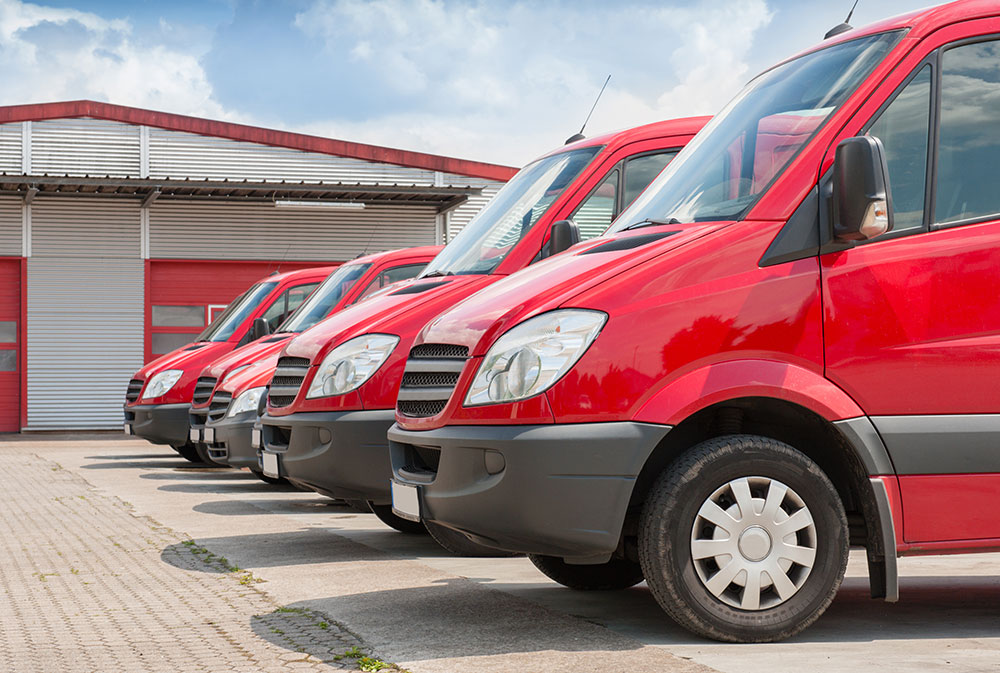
529, 554, 645, 590
424, 521, 520, 557
249, 468, 288, 486
171, 443, 203, 463
370, 504, 427, 534
639, 434, 848, 643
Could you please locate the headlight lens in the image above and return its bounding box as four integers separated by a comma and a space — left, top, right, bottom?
229, 387, 266, 417
140, 369, 183, 400
221, 364, 251, 384
306, 334, 399, 398
465, 309, 606, 406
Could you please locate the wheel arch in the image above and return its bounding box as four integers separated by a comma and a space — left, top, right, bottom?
626, 395, 898, 601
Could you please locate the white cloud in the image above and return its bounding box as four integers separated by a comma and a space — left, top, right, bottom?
294, 0, 772, 165
0, 0, 240, 122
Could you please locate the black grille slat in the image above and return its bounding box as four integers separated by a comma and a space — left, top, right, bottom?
192, 377, 217, 405
410, 344, 469, 359
267, 357, 311, 408
398, 400, 448, 417
397, 343, 469, 418
125, 378, 143, 403
401, 372, 460, 388
208, 392, 233, 422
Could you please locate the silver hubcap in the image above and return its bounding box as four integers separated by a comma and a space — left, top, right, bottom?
690, 476, 817, 611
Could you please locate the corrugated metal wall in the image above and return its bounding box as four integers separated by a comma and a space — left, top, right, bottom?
26, 199, 143, 429
149, 201, 437, 260
32, 119, 141, 178
148, 128, 439, 185
0, 123, 21, 174
0, 198, 22, 256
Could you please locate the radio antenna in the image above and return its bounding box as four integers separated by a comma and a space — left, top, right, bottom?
825, 0, 859, 39
565, 74, 611, 145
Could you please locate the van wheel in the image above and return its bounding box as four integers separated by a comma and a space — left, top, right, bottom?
370, 504, 427, 534
639, 435, 848, 643
171, 443, 202, 463
529, 554, 644, 590
249, 468, 288, 485
424, 521, 520, 557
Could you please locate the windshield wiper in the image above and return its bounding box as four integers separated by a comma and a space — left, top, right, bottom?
420, 270, 454, 279
621, 217, 682, 231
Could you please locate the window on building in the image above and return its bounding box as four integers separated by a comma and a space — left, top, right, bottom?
151, 332, 195, 356
0, 321, 16, 343
152, 305, 205, 328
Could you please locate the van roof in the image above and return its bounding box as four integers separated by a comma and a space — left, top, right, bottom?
539, 116, 711, 162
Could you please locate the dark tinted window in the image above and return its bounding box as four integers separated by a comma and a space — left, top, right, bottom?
623, 151, 677, 207
935, 40, 1000, 224
868, 65, 931, 231
262, 282, 320, 331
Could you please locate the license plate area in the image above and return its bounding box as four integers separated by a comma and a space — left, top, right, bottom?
262, 451, 280, 478
188, 427, 200, 443
251, 427, 262, 450
123, 423, 132, 436
203, 427, 215, 444
391, 481, 421, 522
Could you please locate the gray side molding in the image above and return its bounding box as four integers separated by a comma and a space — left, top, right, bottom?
868, 477, 899, 602
833, 416, 895, 475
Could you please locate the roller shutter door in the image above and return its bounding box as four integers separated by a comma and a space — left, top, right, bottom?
0, 197, 21, 257
149, 201, 437, 261
26, 199, 142, 429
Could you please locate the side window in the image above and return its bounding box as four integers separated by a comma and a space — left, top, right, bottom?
260, 283, 319, 331
353, 263, 427, 303
935, 40, 1000, 224
867, 65, 932, 231
572, 168, 619, 241
623, 151, 678, 207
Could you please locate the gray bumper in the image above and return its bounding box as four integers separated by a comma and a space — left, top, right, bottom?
388, 422, 670, 562
124, 403, 191, 447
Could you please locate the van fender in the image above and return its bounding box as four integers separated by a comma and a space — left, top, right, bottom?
633, 358, 864, 426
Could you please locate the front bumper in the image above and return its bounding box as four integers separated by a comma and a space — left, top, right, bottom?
388, 422, 671, 562
204, 411, 257, 470
260, 410, 396, 502
124, 403, 191, 446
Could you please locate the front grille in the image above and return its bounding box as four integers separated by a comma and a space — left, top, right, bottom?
208, 391, 233, 423
268, 356, 311, 408
192, 377, 217, 405
396, 343, 469, 418
125, 378, 143, 403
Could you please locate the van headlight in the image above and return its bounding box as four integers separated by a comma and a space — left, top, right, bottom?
306, 334, 399, 398
465, 310, 606, 406
140, 370, 183, 400
229, 387, 266, 417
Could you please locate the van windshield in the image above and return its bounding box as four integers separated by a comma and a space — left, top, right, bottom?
420, 146, 602, 277
277, 263, 371, 333
610, 31, 902, 230
197, 281, 278, 343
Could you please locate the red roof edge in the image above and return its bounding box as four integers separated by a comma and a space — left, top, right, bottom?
0, 100, 518, 182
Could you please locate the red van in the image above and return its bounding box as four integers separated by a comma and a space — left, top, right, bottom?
187, 246, 440, 476
261, 118, 708, 549
125, 267, 332, 461
389, 0, 1000, 642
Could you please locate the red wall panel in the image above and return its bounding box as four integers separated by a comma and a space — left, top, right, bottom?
146, 259, 328, 362
0, 258, 20, 432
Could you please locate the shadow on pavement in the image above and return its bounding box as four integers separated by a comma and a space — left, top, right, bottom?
156, 480, 302, 495
84, 454, 177, 460
139, 469, 249, 481
82, 458, 202, 470
193, 498, 346, 516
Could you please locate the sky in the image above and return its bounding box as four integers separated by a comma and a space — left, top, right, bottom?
0, 0, 934, 167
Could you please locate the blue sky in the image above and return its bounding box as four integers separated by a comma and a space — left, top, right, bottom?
0, 0, 931, 166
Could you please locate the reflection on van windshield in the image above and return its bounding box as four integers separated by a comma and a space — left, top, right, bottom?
420, 146, 601, 277
611, 31, 902, 229
197, 282, 278, 343
278, 263, 371, 333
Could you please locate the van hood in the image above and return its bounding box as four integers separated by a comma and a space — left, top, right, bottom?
201, 334, 294, 381
419, 223, 732, 356
218, 351, 281, 396
283, 274, 494, 362
134, 341, 229, 381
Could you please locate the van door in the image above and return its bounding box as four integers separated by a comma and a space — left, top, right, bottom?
822, 38, 1000, 543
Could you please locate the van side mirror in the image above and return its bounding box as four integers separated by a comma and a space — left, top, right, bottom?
251, 317, 271, 341
832, 135, 893, 242
546, 219, 580, 258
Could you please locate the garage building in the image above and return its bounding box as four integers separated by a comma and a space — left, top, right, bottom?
0, 101, 513, 431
